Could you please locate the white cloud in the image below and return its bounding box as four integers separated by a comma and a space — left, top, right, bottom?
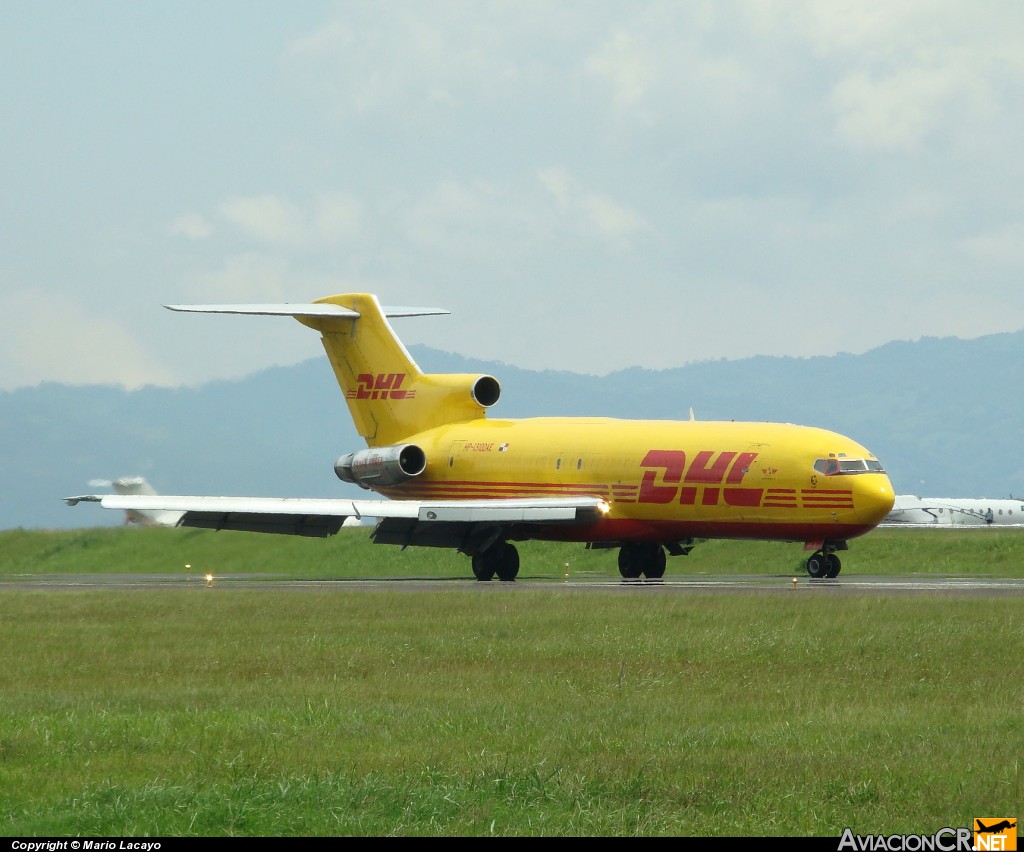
581, 193, 642, 239
218, 195, 308, 249
538, 167, 643, 243
313, 193, 362, 242
400, 179, 512, 262
184, 253, 297, 303
6, 1, 1024, 391
583, 30, 656, 107
0, 292, 179, 389
958, 223, 1024, 271
831, 66, 964, 150
169, 213, 213, 240
284, 3, 539, 119
211, 192, 362, 252
537, 167, 573, 209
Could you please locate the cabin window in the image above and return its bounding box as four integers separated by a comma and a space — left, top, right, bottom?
577, 458, 583, 470
814, 457, 886, 476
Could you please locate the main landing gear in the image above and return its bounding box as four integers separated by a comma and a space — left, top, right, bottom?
617, 542, 666, 580
805, 550, 842, 579
471, 540, 520, 582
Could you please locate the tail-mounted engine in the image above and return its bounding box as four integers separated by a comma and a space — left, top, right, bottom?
469, 375, 500, 408
335, 443, 427, 489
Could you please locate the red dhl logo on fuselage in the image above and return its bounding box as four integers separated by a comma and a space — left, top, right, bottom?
346, 373, 416, 400
636, 449, 853, 509
639, 449, 756, 504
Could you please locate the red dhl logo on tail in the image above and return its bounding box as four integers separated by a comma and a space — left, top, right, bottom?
346, 373, 416, 400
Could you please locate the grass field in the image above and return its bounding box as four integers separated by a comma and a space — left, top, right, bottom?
0, 526, 1021, 836
5, 523, 1024, 579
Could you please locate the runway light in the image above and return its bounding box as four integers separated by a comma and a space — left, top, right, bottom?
185, 563, 191, 573
791, 577, 798, 590
205, 573, 214, 587
564, 562, 570, 582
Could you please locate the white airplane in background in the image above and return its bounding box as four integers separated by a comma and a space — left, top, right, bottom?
882, 495, 1024, 527
89, 476, 363, 529
89, 477, 185, 527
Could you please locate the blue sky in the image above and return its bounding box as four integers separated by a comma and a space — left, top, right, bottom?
3, 1, 1023, 390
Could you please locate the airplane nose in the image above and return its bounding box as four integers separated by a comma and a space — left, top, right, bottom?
857, 475, 896, 525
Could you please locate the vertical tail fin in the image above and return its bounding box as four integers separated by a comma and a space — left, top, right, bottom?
167, 294, 501, 447
297, 294, 500, 446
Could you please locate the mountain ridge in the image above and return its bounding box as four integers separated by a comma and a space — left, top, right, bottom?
3, 329, 1022, 530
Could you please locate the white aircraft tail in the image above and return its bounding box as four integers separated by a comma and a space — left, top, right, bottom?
92, 477, 183, 526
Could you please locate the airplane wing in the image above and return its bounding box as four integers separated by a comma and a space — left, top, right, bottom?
63, 494, 608, 544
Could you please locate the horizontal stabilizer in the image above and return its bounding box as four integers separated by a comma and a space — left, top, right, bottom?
164, 303, 449, 319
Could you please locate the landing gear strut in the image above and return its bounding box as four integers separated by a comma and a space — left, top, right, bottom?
471, 541, 520, 582
805, 550, 841, 579
618, 542, 667, 579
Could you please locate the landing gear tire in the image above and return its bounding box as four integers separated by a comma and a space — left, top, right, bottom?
825, 553, 841, 578
494, 542, 520, 582
646, 545, 667, 579
618, 542, 666, 579
471, 552, 495, 581
472, 541, 519, 582
805, 552, 828, 579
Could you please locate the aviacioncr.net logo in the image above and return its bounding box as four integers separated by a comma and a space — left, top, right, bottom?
838, 827, 973, 851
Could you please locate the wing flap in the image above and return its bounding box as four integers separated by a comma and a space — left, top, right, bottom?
177, 511, 346, 537
417, 497, 604, 523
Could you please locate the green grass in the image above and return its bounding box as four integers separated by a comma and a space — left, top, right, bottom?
0, 527, 1022, 835
4, 524, 1024, 579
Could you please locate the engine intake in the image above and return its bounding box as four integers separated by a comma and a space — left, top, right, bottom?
335, 444, 427, 488
472, 375, 501, 408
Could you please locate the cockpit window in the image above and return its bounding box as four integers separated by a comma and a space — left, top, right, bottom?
814, 457, 886, 476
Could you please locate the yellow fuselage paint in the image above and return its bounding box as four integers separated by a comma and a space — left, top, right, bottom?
377, 417, 895, 544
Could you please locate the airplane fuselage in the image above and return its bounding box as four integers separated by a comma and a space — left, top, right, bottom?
373, 417, 895, 545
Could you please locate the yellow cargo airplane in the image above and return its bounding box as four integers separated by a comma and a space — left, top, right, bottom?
66, 294, 895, 580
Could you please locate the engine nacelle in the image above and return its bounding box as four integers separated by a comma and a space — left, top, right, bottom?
471, 375, 501, 408
335, 443, 427, 488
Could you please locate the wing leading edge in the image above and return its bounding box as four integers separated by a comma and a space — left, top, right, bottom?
64, 494, 608, 541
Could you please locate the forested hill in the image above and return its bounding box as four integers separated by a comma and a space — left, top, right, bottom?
3, 329, 1022, 530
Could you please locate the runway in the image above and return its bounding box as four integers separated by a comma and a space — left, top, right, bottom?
3, 572, 1024, 596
